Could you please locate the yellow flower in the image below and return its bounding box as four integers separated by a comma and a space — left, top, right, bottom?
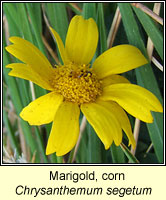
5, 15, 163, 156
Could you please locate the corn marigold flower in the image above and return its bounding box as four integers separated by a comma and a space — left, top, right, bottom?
5, 15, 163, 156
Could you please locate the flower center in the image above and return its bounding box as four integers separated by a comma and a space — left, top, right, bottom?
51, 62, 102, 104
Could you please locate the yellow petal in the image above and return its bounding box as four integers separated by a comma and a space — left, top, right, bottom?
96, 100, 136, 148
100, 83, 163, 123
92, 45, 148, 79
101, 74, 130, 88
5, 37, 54, 82
81, 102, 122, 149
6, 63, 54, 91
49, 26, 69, 64
65, 15, 98, 65
46, 102, 80, 156
20, 92, 63, 125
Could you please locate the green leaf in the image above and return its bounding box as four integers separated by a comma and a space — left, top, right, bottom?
119, 3, 163, 163
97, 3, 107, 53
110, 143, 126, 163
120, 143, 139, 163
44, 3, 68, 43
16, 3, 34, 42
75, 128, 89, 163
3, 3, 20, 36
87, 123, 102, 163
34, 127, 49, 163
132, 6, 163, 60
83, 3, 96, 20
26, 3, 46, 55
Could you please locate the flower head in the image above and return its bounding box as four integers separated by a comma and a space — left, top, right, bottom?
5, 15, 163, 156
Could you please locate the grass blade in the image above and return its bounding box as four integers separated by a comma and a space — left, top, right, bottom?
3, 3, 20, 36
118, 3, 163, 163
34, 127, 48, 163
132, 5, 163, 60
87, 123, 102, 163
120, 143, 139, 163
83, 3, 96, 20
16, 3, 34, 42
44, 3, 68, 43
26, 3, 47, 55
97, 3, 107, 53
110, 143, 126, 163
